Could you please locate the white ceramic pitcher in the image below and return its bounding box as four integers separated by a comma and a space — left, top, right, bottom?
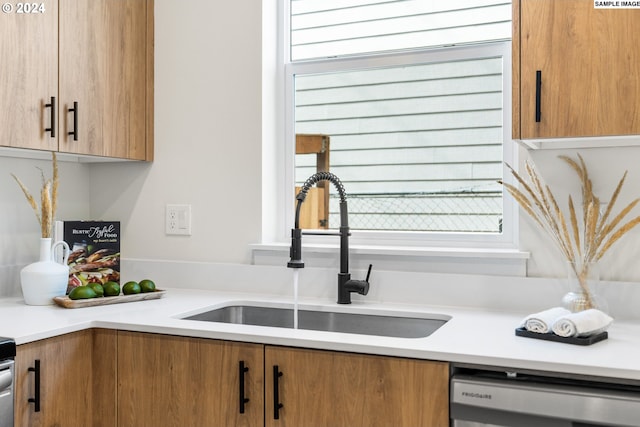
21, 238, 70, 305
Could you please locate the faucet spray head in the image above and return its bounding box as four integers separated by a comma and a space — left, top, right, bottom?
287, 228, 304, 268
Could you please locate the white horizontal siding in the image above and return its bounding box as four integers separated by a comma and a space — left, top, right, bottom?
326, 128, 502, 150
296, 75, 502, 105
292, 0, 504, 15
292, 5, 510, 44
297, 163, 500, 183
296, 92, 502, 122
296, 57, 503, 88
295, 168, 502, 194
291, 1, 512, 60
297, 145, 502, 167
296, 110, 502, 135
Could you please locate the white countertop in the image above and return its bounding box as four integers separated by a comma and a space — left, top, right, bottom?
1, 287, 639, 383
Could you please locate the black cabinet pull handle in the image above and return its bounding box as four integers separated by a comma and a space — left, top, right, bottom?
28, 359, 41, 412
273, 365, 283, 420
239, 361, 250, 414
68, 101, 78, 141
535, 70, 542, 122
45, 96, 56, 138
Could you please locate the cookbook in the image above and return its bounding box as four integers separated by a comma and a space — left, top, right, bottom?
54, 220, 121, 294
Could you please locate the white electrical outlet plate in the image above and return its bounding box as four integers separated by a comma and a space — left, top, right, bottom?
166, 204, 192, 235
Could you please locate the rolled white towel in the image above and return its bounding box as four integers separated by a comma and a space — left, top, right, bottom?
521, 307, 572, 333
551, 309, 613, 338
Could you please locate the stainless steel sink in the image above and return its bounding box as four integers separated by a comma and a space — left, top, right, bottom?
183, 304, 449, 338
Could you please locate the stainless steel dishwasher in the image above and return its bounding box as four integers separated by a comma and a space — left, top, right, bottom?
0, 337, 16, 427
451, 365, 640, 427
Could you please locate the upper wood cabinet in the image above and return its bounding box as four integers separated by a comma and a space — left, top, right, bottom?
0, 0, 58, 152
0, 0, 153, 160
59, 0, 152, 160
513, 0, 640, 140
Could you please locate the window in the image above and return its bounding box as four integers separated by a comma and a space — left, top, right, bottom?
284, 1, 516, 248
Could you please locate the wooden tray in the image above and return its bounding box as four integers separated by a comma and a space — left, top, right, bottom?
53, 289, 166, 309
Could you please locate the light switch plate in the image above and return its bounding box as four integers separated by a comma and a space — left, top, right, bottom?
166, 204, 192, 235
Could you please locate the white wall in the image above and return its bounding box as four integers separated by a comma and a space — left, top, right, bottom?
89, 0, 263, 266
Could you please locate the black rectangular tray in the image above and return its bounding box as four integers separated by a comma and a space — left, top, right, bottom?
515, 327, 608, 346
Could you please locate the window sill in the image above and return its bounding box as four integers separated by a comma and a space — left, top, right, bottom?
250, 243, 529, 277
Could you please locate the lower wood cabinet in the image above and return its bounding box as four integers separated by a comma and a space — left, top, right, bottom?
14, 329, 117, 427
15, 330, 449, 427
265, 346, 449, 427
116, 331, 264, 427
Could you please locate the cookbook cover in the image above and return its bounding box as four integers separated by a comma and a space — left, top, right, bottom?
54, 221, 121, 294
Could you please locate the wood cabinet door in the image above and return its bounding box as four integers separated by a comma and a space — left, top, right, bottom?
117, 331, 264, 427
14, 329, 117, 427
0, 0, 58, 151
265, 346, 449, 427
518, 0, 640, 139
58, 0, 151, 159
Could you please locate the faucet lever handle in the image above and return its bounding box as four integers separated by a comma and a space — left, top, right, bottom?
365, 264, 373, 282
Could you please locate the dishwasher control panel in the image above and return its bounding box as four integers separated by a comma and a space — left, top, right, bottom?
450, 365, 640, 427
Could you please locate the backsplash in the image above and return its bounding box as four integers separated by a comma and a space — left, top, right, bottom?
0, 155, 91, 296
523, 146, 640, 282
0, 265, 20, 297
122, 258, 640, 320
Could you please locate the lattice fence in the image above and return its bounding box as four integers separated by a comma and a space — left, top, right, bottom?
327, 192, 503, 233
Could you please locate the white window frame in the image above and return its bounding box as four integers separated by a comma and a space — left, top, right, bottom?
284, 41, 518, 246
255, 1, 526, 275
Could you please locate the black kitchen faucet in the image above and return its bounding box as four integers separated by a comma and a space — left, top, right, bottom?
287, 172, 372, 304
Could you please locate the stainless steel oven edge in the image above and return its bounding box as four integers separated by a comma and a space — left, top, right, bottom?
0, 359, 14, 427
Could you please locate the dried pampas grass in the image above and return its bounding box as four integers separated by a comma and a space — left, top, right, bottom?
11, 152, 59, 238
499, 154, 640, 309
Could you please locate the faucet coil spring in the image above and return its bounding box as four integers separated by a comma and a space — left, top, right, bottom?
297, 172, 347, 203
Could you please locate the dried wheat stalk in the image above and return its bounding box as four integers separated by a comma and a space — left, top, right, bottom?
10, 152, 59, 238
51, 152, 58, 222
499, 154, 640, 310
41, 180, 52, 238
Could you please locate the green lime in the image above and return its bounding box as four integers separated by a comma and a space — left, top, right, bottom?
68, 285, 98, 300
139, 279, 156, 293
103, 281, 120, 297
122, 281, 141, 295
88, 283, 104, 297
